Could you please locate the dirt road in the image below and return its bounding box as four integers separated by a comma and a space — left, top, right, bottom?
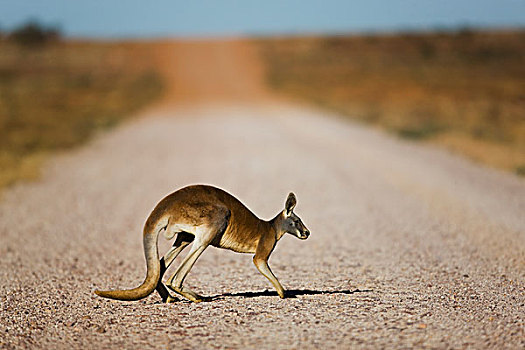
1, 40, 524, 349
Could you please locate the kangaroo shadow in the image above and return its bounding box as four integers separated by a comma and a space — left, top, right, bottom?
208, 288, 371, 300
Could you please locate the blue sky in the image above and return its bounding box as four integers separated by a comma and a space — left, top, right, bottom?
1, 0, 525, 38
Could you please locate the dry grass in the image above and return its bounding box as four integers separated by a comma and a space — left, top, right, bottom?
0, 40, 163, 188
260, 30, 525, 175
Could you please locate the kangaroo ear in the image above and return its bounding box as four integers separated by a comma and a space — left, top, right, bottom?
285, 192, 297, 216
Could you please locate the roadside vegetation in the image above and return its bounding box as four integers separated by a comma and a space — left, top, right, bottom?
260, 29, 525, 175
0, 22, 163, 188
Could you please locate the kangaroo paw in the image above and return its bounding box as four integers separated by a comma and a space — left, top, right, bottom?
168, 285, 209, 303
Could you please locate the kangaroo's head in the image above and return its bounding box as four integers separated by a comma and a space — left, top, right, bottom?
281, 192, 310, 240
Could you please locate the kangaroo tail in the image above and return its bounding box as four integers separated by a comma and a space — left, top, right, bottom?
95, 217, 168, 301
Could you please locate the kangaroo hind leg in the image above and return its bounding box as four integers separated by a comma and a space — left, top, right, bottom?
163, 232, 194, 269
166, 242, 209, 302
166, 207, 230, 303
156, 232, 194, 303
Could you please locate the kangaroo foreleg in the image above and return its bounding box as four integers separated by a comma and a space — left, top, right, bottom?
253, 257, 285, 298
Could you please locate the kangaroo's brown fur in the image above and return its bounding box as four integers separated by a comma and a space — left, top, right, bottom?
95, 185, 310, 303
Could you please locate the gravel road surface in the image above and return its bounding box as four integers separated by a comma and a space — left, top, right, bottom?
1, 102, 523, 349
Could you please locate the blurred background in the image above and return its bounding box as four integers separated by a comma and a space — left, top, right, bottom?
1, 0, 525, 188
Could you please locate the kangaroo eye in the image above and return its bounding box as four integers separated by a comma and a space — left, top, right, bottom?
290, 221, 295, 226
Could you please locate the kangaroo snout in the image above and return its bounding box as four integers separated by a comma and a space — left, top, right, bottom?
299, 230, 310, 239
